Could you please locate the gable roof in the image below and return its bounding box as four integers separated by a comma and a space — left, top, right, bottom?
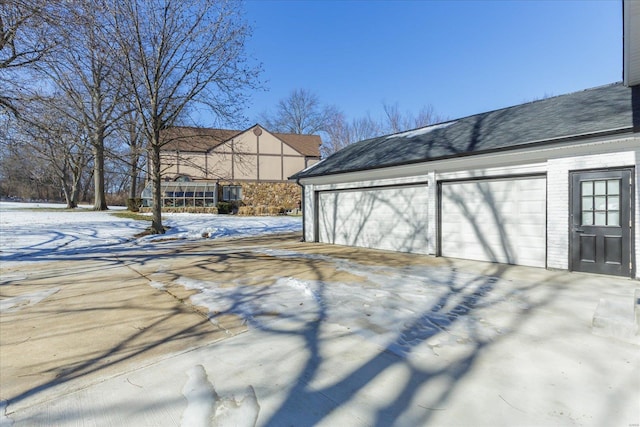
293, 82, 639, 179
160, 127, 239, 151
160, 125, 322, 157
273, 132, 322, 157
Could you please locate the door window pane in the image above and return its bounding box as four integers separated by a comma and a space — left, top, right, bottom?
594, 212, 607, 226
581, 196, 593, 210
607, 196, 619, 210
582, 212, 593, 225
608, 212, 620, 226
594, 181, 606, 195
594, 196, 606, 210
607, 180, 619, 195
581, 181, 593, 196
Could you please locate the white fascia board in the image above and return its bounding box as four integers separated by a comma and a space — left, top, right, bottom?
624, 0, 640, 86
297, 134, 640, 187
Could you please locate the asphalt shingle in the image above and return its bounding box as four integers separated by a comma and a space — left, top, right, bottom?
294, 82, 638, 179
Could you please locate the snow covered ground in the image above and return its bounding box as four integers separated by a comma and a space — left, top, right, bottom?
1, 202, 639, 426
0, 201, 301, 266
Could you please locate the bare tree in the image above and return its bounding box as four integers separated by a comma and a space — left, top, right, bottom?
35, 1, 127, 211
0, 0, 61, 115
260, 88, 340, 135
16, 97, 91, 207
116, 109, 145, 202
320, 102, 446, 157
109, 0, 260, 234
322, 112, 381, 157
382, 102, 443, 134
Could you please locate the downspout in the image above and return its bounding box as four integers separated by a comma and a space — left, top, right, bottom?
296, 178, 305, 242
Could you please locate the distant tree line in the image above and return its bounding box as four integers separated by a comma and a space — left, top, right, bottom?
260, 88, 446, 158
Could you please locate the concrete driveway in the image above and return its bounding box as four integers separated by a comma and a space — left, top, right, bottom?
1, 233, 638, 426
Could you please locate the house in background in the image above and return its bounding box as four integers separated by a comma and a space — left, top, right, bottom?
292, 1, 640, 279
141, 124, 321, 212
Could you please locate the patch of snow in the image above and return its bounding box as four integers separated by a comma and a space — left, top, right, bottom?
180, 365, 260, 427
174, 256, 513, 358
0, 400, 13, 427
181, 365, 216, 427
211, 385, 260, 427
387, 121, 455, 139
149, 281, 166, 291
0, 287, 60, 313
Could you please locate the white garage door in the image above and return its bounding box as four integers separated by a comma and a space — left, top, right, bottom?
440, 177, 546, 267
317, 185, 429, 254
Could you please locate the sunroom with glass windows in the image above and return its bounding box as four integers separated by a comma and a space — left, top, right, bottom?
141, 181, 218, 208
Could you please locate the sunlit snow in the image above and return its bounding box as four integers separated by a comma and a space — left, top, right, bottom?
387, 121, 455, 139
0, 202, 301, 265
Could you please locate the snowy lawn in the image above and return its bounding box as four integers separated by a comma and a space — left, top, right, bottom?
0, 201, 301, 265
1, 202, 638, 426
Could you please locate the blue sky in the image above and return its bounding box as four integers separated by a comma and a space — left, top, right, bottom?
238, 0, 622, 126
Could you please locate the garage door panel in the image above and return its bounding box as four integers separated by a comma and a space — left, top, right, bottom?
441, 177, 546, 268
318, 186, 429, 254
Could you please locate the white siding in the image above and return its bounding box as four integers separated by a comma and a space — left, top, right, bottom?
301, 137, 639, 278
546, 149, 640, 278
317, 185, 430, 254
624, 0, 640, 86
441, 177, 547, 268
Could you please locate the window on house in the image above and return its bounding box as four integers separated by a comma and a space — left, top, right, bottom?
142, 181, 218, 208
222, 185, 242, 201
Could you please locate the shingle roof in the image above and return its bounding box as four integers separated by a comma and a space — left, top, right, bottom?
160, 126, 321, 157
160, 127, 239, 151
293, 82, 639, 179
274, 132, 322, 157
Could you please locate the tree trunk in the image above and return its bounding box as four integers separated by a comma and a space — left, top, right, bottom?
150, 141, 164, 234
92, 136, 108, 210
128, 152, 139, 199
61, 176, 76, 208
70, 165, 82, 209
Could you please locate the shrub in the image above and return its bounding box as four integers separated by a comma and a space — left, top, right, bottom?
127, 198, 143, 212
217, 201, 232, 214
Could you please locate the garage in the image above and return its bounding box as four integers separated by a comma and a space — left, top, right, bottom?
440, 176, 547, 268
316, 184, 430, 254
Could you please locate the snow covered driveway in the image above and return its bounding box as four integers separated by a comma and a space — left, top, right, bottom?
1, 203, 639, 426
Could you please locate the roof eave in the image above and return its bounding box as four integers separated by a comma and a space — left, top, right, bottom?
296, 126, 635, 180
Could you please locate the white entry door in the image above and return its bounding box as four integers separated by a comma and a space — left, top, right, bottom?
317, 185, 430, 254
440, 177, 546, 267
